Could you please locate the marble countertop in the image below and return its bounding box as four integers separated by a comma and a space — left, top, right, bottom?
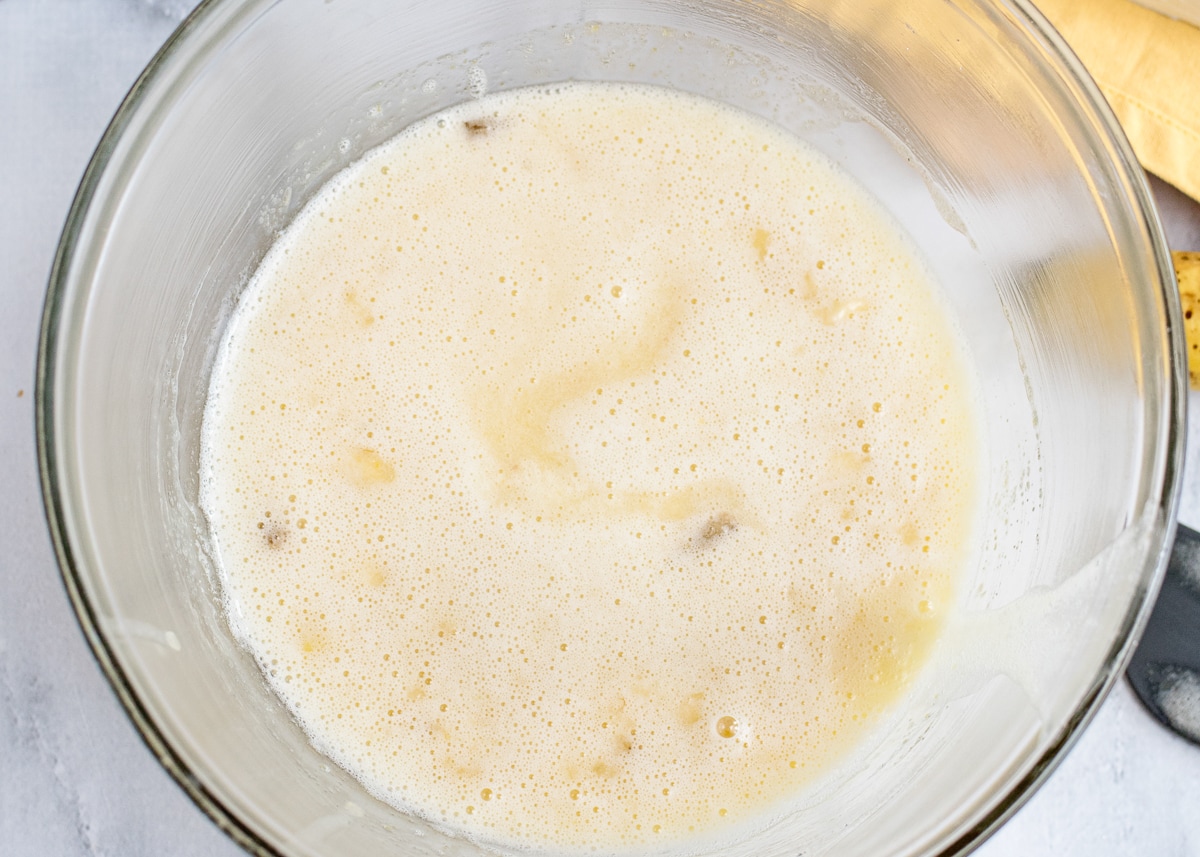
2, 1, 1199, 854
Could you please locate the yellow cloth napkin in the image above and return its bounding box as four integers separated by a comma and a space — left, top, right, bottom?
1035, 0, 1200, 201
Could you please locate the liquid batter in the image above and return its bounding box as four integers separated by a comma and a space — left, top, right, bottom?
200, 82, 981, 850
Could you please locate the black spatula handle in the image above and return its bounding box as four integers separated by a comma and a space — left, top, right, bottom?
1127, 523, 1200, 745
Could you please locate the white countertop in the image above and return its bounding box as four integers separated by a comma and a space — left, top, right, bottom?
2, 1, 1199, 854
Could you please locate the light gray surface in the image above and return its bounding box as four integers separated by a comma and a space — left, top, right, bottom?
2, 1, 1199, 854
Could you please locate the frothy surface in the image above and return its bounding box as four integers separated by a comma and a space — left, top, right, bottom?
201, 83, 980, 850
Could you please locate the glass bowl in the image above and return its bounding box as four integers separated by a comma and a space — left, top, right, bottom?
37, 0, 1184, 855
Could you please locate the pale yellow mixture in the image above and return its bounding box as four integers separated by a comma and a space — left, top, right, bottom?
201, 83, 981, 850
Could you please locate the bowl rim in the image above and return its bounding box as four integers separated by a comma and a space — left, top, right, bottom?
35, 0, 1186, 855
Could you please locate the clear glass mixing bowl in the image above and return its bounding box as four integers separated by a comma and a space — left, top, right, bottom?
37, 0, 1184, 855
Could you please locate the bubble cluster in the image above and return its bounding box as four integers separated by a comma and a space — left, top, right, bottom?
200, 82, 981, 851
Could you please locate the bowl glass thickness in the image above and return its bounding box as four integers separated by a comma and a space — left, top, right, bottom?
37, 0, 1183, 855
